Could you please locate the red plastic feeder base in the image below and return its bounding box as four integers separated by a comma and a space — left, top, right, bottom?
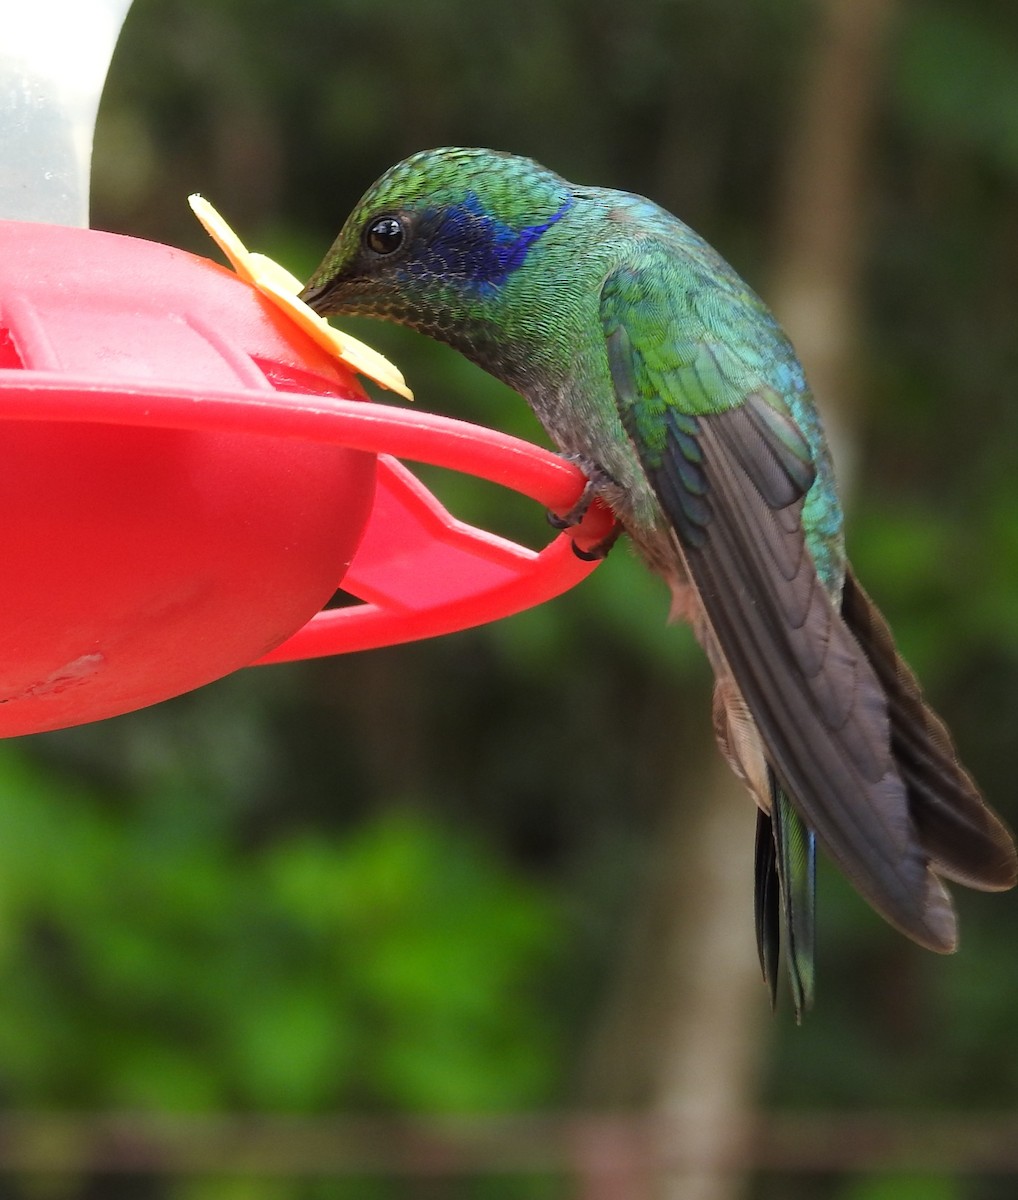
0, 221, 613, 736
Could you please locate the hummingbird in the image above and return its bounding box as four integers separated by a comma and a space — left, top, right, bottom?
300, 147, 1016, 1018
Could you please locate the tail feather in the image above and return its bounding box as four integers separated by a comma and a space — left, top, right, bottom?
716, 676, 818, 1018
754, 808, 780, 1010
754, 775, 816, 1023
719, 567, 1013, 1020
773, 779, 817, 1021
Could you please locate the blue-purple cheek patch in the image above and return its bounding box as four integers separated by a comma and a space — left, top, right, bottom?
417, 191, 573, 294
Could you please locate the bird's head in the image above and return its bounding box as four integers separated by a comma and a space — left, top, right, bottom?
299, 147, 581, 383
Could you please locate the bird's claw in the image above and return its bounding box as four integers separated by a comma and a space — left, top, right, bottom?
547, 474, 601, 531
547, 462, 620, 561
570, 526, 622, 561
547, 461, 617, 527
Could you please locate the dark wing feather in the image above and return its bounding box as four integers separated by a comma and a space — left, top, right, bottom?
601, 264, 960, 951
841, 571, 1017, 890
674, 405, 956, 950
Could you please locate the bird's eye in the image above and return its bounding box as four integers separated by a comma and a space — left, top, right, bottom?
364, 216, 405, 256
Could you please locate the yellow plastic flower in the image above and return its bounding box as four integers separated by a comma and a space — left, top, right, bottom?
189, 194, 413, 401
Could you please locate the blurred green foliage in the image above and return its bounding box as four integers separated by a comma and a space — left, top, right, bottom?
2, 0, 1018, 1196
0, 740, 562, 1112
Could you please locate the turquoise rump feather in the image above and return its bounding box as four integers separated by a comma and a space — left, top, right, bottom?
301, 147, 1016, 1019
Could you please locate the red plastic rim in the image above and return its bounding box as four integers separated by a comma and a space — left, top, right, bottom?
0, 373, 616, 659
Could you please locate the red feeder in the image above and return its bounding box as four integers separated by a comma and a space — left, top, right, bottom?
0, 220, 613, 736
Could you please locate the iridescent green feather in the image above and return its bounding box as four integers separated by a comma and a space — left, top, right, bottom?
770, 781, 817, 1021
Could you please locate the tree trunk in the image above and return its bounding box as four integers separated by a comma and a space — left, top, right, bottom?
770, 0, 894, 490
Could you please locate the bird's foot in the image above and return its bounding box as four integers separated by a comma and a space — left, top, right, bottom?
547, 474, 602, 530
547, 460, 621, 561
570, 525, 623, 561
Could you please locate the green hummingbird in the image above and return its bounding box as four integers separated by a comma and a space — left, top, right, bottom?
300, 146, 1016, 1018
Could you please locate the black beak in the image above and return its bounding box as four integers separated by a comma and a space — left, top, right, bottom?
297, 279, 335, 314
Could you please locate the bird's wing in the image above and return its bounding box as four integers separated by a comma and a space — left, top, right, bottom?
600, 260, 958, 952
841, 570, 1017, 891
